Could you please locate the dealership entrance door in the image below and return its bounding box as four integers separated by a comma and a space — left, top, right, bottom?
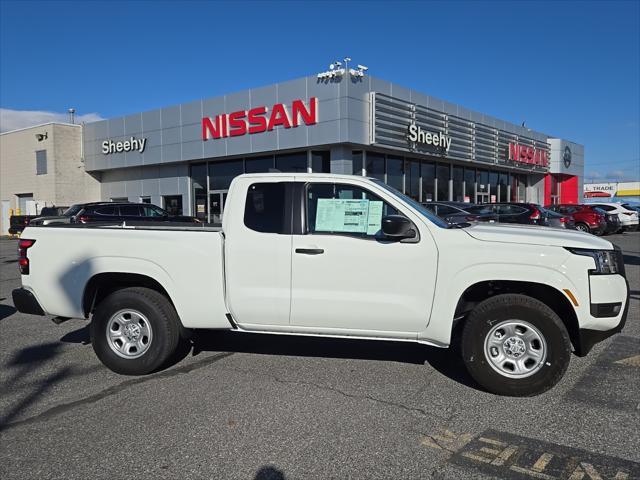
209, 190, 228, 224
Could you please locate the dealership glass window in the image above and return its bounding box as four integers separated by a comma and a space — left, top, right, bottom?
365, 152, 385, 181
110, 197, 127, 203
209, 159, 244, 190
306, 183, 399, 238
352, 151, 364, 176
406, 159, 420, 201
311, 151, 330, 173
140, 196, 151, 204
453, 166, 464, 202
498, 173, 509, 202
163, 195, 183, 216
436, 164, 450, 201
489, 171, 499, 203
244, 183, 287, 234
35, 150, 47, 175
191, 163, 208, 220
387, 155, 404, 191
276, 152, 308, 173
464, 167, 475, 202
245, 155, 274, 173
477, 169, 490, 203
421, 161, 435, 202
518, 174, 527, 202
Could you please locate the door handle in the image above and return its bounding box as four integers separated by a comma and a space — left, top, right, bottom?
295, 248, 324, 255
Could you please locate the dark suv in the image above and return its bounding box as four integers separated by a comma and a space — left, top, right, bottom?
74, 202, 199, 224
465, 203, 548, 225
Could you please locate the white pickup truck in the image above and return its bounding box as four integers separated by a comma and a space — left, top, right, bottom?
12, 173, 629, 396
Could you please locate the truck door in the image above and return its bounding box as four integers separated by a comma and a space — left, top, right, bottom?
224, 179, 294, 326
289, 181, 438, 334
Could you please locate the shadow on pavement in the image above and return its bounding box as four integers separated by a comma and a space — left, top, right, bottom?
191, 330, 479, 391
0, 304, 17, 321
0, 342, 70, 431
623, 254, 640, 266
60, 324, 90, 345
255, 466, 286, 480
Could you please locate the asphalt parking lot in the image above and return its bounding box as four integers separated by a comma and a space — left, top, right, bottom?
0, 232, 638, 480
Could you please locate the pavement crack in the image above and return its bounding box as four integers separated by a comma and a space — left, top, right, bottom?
0, 351, 234, 432
229, 366, 450, 422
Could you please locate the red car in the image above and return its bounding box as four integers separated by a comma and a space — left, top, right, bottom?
545, 204, 606, 234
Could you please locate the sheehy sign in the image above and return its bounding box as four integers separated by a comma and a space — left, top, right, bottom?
508, 143, 548, 167
407, 124, 452, 151
202, 98, 318, 140
102, 137, 147, 154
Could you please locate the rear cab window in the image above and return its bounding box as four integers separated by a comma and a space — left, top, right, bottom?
244, 183, 287, 233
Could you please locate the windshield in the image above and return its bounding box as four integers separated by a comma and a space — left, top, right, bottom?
371, 179, 450, 228
63, 205, 83, 216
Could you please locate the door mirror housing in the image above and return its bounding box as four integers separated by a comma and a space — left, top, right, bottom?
381, 215, 417, 239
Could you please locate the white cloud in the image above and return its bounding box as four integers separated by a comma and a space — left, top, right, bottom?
605, 170, 626, 179
0, 108, 104, 133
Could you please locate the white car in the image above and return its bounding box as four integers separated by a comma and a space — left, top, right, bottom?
588, 202, 639, 232
12, 173, 630, 396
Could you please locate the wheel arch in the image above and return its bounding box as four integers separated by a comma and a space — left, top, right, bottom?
453, 280, 580, 354
82, 272, 176, 319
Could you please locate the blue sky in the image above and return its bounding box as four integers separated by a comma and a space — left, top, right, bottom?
1, 0, 638, 181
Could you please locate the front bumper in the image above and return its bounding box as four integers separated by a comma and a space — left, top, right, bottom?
12, 288, 45, 316
575, 247, 629, 356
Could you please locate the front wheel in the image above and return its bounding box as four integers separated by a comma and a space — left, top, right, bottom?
91, 287, 182, 375
461, 294, 571, 396
574, 223, 590, 233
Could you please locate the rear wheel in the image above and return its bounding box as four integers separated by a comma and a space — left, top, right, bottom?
574, 222, 590, 233
461, 294, 571, 396
91, 287, 182, 375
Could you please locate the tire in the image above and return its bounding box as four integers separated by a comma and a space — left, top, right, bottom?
461, 294, 571, 397
574, 223, 590, 233
91, 287, 182, 375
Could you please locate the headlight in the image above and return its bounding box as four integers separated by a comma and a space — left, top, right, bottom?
566, 248, 620, 274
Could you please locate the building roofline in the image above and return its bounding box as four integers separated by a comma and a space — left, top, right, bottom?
0, 122, 81, 136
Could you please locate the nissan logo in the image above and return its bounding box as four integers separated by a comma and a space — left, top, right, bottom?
563, 146, 572, 168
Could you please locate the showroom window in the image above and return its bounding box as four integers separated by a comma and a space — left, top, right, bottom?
191, 163, 208, 220
276, 152, 308, 173
306, 183, 399, 238
405, 159, 420, 201
352, 151, 364, 176
163, 195, 183, 216
365, 152, 385, 181
498, 173, 509, 202
436, 163, 450, 201
244, 183, 287, 233
35, 150, 47, 175
421, 162, 435, 202
386, 156, 404, 191
477, 170, 489, 203
489, 171, 499, 203
464, 167, 475, 203
312, 151, 330, 173
453, 166, 464, 202
245, 155, 274, 173
209, 159, 243, 190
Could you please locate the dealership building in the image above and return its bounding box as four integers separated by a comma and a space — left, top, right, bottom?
78, 72, 583, 222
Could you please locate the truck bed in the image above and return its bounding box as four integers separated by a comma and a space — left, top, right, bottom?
20, 224, 229, 329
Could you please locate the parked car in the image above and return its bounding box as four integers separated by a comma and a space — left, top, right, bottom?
421, 201, 497, 224
70, 202, 200, 225
30, 205, 83, 227
465, 203, 548, 226
588, 202, 639, 232
13, 173, 629, 397
599, 208, 622, 235
9, 206, 69, 234
541, 208, 575, 230
545, 204, 608, 235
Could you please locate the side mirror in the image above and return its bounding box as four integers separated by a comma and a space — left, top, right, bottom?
381, 215, 416, 239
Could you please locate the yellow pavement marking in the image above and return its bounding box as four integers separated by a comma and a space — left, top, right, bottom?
614, 355, 640, 368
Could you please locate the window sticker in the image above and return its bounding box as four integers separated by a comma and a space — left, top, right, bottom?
315, 198, 369, 233
366, 201, 383, 235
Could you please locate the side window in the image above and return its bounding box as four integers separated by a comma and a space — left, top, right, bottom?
498, 205, 525, 215
142, 206, 166, 217
119, 205, 142, 216
94, 206, 116, 215
307, 183, 399, 238
244, 183, 286, 233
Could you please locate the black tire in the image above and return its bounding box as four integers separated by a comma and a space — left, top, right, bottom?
461, 294, 571, 397
574, 222, 590, 233
91, 287, 182, 375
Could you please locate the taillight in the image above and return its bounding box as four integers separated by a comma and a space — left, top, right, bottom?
78, 215, 89, 223
529, 208, 540, 220
18, 239, 35, 275
560, 217, 567, 223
